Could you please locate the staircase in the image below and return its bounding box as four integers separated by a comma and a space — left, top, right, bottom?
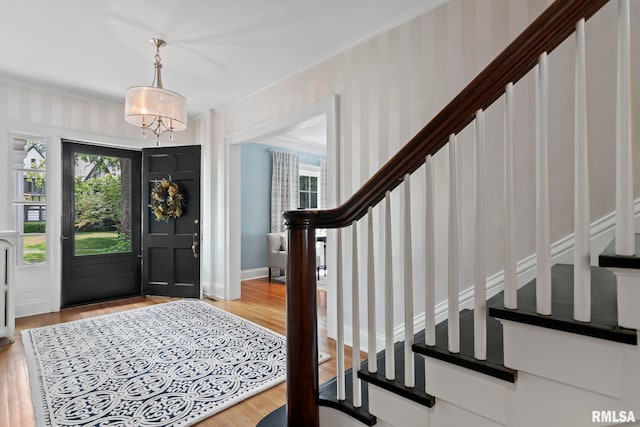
258, 0, 639, 426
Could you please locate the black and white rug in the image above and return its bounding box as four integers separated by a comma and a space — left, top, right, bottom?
22, 300, 328, 426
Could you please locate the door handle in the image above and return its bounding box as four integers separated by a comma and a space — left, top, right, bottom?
192, 218, 200, 259
192, 241, 199, 258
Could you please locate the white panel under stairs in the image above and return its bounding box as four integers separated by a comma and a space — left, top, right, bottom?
0, 231, 17, 341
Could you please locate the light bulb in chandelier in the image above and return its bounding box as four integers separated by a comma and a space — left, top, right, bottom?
124, 38, 187, 139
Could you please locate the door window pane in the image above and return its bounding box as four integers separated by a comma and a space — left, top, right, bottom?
73, 154, 132, 256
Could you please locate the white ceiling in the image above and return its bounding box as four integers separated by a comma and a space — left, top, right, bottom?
0, 0, 443, 117
260, 114, 327, 155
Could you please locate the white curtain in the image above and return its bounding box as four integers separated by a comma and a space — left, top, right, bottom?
271, 151, 299, 232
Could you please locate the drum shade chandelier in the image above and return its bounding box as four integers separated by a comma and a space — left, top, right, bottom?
125, 38, 187, 141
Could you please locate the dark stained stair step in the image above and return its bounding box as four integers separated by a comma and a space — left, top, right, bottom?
489, 264, 637, 345
599, 234, 640, 270
320, 369, 377, 426
413, 300, 517, 383
358, 334, 436, 408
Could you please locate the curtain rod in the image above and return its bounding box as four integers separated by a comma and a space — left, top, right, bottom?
266, 147, 326, 163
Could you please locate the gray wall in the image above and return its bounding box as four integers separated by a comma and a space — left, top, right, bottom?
240, 143, 325, 270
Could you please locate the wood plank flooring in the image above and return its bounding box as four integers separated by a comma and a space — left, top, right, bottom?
0, 278, 362, 427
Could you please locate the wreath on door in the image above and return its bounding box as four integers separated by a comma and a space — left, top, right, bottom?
149, 178, 185, 221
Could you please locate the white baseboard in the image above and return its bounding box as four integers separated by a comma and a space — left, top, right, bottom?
202, 281, 226, 300
16, 299, 52, 318
241, 267, 269, 281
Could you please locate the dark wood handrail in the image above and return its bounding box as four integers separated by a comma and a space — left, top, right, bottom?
278, 1, 612, 426
285, 0, 609, 230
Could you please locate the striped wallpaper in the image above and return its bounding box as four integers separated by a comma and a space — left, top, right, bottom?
200, 0, 640, 335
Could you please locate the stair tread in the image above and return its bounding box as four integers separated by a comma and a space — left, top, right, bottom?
413, 298, 517, 383
358, 336, 436, 407
320, 369, 377, 426
599, 234, 640, 270
489, 264, 637, 345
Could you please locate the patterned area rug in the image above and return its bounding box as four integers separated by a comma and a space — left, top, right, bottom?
22, 300, 328, 426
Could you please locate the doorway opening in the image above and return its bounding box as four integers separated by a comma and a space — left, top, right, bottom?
225, 95, 339, 338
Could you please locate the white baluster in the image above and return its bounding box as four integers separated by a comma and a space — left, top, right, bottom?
616, 0, 634, 255
367, 207, 378, 373
474, 110, 487, 361
535, 53, 552, 316
352, 221, 362, 407
403, 174, 415, 387
384, 191, 395, 379
448, 134, 460, 353
425, 156, 436, 346
504, 82, 518, 310
574, 19, 591, 323
337, 228, 346, 399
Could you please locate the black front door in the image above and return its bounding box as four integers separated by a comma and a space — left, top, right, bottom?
61, 141, 142, 307
142, 145, 201, 298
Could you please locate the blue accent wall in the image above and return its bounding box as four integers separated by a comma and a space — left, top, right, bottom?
240, 143, 325, 270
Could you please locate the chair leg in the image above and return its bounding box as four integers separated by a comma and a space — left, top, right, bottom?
268, 268, 271, 283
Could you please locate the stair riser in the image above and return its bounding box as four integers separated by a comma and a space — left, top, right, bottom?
501, 320, 625, 398
368, 384, 430, 427
423, 358, 514, 425
319, 406, 392, 427
609, 268, 640, 330
368, 382, 507, 427
430, 400, 505, 427
512, 372, 636, 427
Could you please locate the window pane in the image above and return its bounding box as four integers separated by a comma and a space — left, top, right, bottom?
74, 155, 132, 256
14, 171, 46, 202
23, 206, 46, 233
310, 177, 317, 191
300, 193, 309, 209
13, 137, 46, 170
300, 175, 309, 191
310, 192, 318, 209
22, 235, 46, 264
12, 136, 47, 266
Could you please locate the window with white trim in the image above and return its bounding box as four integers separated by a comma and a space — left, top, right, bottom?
299, 164, 320, 209
12, 136, 47, 265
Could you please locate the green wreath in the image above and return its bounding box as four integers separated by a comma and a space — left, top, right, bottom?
149, 178, 185, 221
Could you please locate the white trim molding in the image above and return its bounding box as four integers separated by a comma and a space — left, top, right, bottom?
241, 267, 269, 281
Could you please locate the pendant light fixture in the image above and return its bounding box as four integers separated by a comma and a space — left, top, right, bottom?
125, 38, 187, 142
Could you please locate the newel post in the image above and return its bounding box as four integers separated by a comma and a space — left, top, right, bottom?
285, 214, 319, 427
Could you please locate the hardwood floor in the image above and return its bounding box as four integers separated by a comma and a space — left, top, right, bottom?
0, 278, 362, 427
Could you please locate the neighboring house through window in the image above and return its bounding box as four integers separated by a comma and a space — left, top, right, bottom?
12, 136, 47, 265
